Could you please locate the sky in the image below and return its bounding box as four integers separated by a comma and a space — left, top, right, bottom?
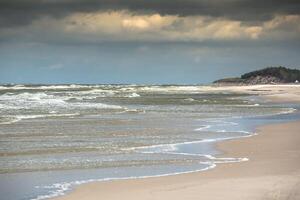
0, 0, 300, 84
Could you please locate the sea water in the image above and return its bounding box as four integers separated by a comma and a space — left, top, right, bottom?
0, 84, 298, 200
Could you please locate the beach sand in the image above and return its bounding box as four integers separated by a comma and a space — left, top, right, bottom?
202, 84, 300, 103
54, 85, 300, 200
221, 84, 300, 103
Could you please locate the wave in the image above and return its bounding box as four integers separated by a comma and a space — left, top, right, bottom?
118, 87, 136, 92
0, 92, 66, 107
126, 93, 140, 98
194, 125, 211, 131
279, 107, 297, 114
0, 92, 124, 110
0, 113, 81, 125
0, 84, 98, 91
183, 98, 195, 102
138, 85, 203, 93
0, 118, 21, 125
71, 102, 123, 109
118, 108, 146, 114
15, 113, 80, 120
194, 118, 241, 132
69, 89, 115, 96
125, 131, 254, 155
233, 103, 260, 107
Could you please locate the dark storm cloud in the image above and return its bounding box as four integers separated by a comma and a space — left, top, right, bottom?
1, 0, 300, 27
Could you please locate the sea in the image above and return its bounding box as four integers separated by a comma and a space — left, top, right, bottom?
0, 84, 299, 200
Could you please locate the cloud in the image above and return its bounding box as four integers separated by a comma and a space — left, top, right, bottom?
0, 1, 299, 46
1, 11, 299, 44
1, 0, 300, 27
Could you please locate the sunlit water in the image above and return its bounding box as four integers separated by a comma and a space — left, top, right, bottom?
0, 84, 298, 200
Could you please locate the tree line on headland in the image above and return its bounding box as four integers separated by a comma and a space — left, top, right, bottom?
214, 66, 300, 85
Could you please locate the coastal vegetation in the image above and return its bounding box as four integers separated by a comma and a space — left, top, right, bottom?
214, 66, 300, 84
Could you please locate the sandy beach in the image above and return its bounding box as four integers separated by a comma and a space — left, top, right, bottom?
207, 84, 300, 103
214, 84, 300, 103
54, 85, 300, 200
2, 0, 300, 197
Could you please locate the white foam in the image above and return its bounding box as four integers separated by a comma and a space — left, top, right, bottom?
196, 118, 239, 125
0, 113, 81, 125
31, 144, 251, 200
0, 86, 8, 90
118, 108, 146, 114
0, 91, 124, 111
0, 92, 67, 109
71, 102, 123, 109
214, 130, 251, 134
194, 125, 211, 131
0, 118, 21, 125
32, 163, 216, 200
73, 88, 115, 96
0, 84, 97, 91
119, 87, 136, 92
234, 103, 260, 107
15, 113, 80, 120
126, 129, 255, 157
184, 98, 195, 102
279, 107, 297, 114
0, 103, 18, 110
0, 85, 26, 90
138, 85, 203, 93
127, 93, 140, 98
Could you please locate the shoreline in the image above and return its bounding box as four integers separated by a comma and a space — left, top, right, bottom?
50, 85, 300, 200
54, 120, 300, 200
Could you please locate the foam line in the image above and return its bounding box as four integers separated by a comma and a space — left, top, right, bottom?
32, 163, 216, 200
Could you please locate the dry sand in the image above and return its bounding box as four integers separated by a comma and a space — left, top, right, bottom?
211, 84, 300, 103
54, 85, 300, 200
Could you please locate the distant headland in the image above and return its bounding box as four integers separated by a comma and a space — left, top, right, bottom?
214, 66, 300, 85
